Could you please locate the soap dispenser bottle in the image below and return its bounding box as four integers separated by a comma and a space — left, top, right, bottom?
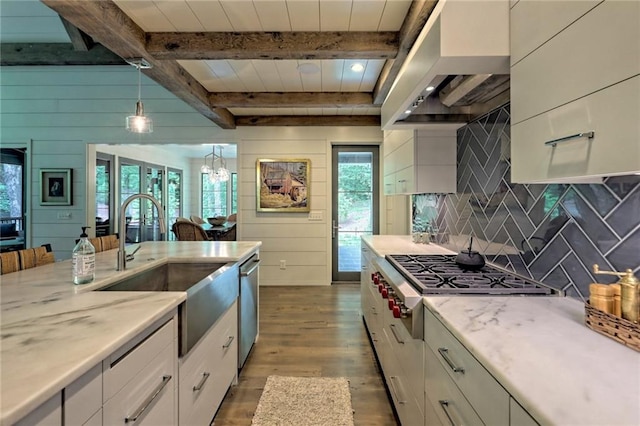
593, 264, 639, 323
72, 226, 95, 285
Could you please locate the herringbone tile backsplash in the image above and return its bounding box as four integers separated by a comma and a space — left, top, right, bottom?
413, 104, 640, 300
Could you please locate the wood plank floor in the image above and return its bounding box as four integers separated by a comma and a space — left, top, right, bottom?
213, 284, 398, 425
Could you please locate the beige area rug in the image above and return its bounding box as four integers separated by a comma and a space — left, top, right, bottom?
251, 376, 355, 426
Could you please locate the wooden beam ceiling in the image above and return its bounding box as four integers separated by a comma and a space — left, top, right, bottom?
40, 0, 236, 129
59, 16, 94, 51
147, 31, 398, 60
0, 43, 126, 66
32, 0, 441, 128
235, 115, 380, 127
209, 92, 373, 108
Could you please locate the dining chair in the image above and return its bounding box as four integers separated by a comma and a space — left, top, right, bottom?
189, 215, 206, 224
172, 221, 211, 241
19, 245, 55, 270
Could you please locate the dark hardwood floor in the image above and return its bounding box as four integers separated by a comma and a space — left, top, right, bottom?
213, 284, 398, 425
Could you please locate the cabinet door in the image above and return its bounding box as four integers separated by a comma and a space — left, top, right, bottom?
511, 75, 640, 182
510, 0, 601, 65
15, 394, 61, 426
511, 1, 639, 124
180, 302, 238, 426
65, 364, 102, 425
103, 343, 176, 425
424, 343, 484, 426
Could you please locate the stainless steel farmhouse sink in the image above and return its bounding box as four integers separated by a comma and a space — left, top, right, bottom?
99, 262, 239, 356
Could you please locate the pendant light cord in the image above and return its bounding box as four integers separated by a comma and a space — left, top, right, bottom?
137, 65, 142, 102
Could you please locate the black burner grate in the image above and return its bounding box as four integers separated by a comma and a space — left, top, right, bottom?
385, 254, 552, 295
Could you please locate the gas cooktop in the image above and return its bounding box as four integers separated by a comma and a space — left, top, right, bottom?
385, 254, 554, 296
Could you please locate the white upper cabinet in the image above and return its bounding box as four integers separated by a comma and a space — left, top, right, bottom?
383, 129, 457, 195
510, 0, 640, 183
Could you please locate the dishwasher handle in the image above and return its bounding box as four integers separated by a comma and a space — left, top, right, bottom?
240, 258, 260, 277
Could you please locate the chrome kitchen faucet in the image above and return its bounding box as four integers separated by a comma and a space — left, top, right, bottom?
117, 193, 166, 271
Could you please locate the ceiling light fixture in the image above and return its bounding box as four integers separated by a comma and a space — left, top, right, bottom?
425, 86, 435, 92
125, 58, 153, 134
350, 63, 365, 72
297, 63, 320, 74
200, 145, 230, 183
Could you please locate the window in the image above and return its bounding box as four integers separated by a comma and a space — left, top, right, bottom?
231, 173, 238, 214
202, 174, 228, 218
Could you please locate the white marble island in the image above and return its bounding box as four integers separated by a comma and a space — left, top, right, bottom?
0, 241, 260, 425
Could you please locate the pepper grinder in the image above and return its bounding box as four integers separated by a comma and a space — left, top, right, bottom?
593, 264, 639, 323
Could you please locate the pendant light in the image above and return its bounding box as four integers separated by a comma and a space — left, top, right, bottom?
200, 145, 230, 183
125, 58, 153, 133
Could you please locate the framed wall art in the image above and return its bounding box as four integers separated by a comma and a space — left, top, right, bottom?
256, 159, 310, 212
40, 168, 72, 205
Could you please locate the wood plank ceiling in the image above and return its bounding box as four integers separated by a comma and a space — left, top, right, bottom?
3, 0, 439, 129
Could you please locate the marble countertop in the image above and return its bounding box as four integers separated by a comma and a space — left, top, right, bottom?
424, 296, 640, 425
0, 240, 261, 425
361, 235, 456, 257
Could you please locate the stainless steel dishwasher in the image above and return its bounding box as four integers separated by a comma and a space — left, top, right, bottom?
238, 253, 260, 369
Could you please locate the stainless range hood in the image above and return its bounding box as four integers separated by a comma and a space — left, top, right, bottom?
381, 0, 510, 130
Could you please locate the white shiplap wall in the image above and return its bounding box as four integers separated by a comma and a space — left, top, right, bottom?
1, 66, 232, 259
1, 66, 384, 284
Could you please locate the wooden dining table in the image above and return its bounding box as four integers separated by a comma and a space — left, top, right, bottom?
201, 221, 236, 240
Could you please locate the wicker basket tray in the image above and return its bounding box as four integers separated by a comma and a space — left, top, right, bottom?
585, 302, 640, 352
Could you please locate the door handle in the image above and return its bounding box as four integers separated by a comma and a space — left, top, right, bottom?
332, 220, 340, 239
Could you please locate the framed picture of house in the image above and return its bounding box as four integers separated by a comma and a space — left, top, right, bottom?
40, 168, 72, 205
256, 159, 310, 212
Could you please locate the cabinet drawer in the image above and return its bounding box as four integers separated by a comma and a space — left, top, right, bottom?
381, 327, 423, 426
511, 75, 640, 182
103, 317, 176, 402
386, 318, 424, 408
510, 0, 601, 65
180, 302, 237, 426
425, 309, 509, 425
65, 364, 102, 425
15, 394, 61, 426
511, 1, 639, 124
103, 342, 176, 425
424, 344, 484, 426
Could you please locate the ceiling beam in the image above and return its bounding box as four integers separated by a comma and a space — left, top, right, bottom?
373, 0, 438, 104
59, 16, 94, 51
40, 0, 236, 129
0, 43, 126, 66
235, 115, 380, 127
209, 92, 374, 108
146, 32, 399, 60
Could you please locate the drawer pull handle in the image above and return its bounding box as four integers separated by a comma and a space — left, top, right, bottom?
439, 400, 459, 426
192, 372, 210, 392
222, 335, 235, 348
389, 376, 406, 404
389, 324, 405, 344
544, 131, 594, 147
125, 375, 171, 423
438, 347, 465, 374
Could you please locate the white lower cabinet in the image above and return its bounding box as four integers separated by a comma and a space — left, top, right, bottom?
179, 301, 238, 426
15, 394, 61, 426
65, 364, 102, 425
103, 317, 178, 425
424, 308, 538, 426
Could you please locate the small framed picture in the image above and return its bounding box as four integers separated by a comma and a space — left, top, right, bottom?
256, 159, 310, 212
40, 168, 72, 205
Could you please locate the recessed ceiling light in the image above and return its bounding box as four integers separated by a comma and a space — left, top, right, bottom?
405, 109, 412, 114
297, 63, 320, 74
350, 63, 365, 72
425, 86, 435, 92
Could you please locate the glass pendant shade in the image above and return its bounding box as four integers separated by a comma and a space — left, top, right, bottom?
125, 58, 153, 134
126, 101, 153, 133
203, 145, 230, 183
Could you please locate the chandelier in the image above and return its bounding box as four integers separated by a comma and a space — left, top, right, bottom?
125, 58, 153, 133
200, 145, 230, 183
